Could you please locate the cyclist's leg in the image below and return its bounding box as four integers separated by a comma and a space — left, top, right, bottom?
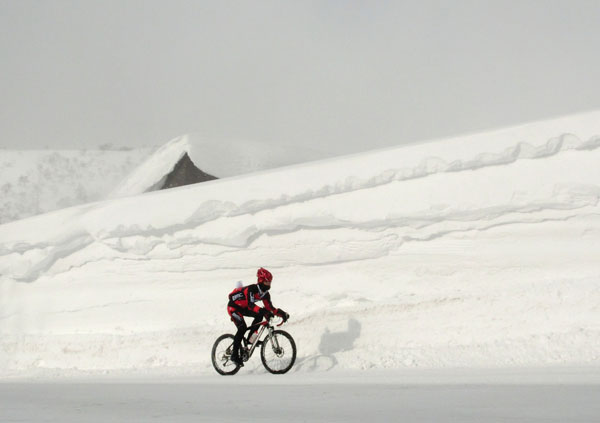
245, 309, 263, 342
228, 308, 247, 363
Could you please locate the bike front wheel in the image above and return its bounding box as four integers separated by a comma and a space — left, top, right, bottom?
261, 330, 296, 374
211, 334, 241, 375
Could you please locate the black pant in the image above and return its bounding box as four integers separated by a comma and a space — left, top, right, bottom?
231, 308, 263, 359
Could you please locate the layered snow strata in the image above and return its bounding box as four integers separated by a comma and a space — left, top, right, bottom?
1, 111, 600, 375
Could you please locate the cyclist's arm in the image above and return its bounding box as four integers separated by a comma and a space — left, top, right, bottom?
262, 292, 288, 319
261, 292, 278, 313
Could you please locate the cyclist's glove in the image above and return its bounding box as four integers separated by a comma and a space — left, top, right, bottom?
261, 308, 274, 320
277, 309, 290, 322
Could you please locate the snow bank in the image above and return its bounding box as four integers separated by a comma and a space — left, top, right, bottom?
110, 134, 329, 198
0, 148, 153, 224
1, 111, 600, 376
0, 134, 325, 224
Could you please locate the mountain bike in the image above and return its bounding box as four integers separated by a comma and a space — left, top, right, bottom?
211, 317, 296, 375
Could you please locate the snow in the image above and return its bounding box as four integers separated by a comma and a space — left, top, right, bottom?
1, 110, 600, 378
0, 134, 327, 225
110, 134, 330, 198
0, 148, 153, 224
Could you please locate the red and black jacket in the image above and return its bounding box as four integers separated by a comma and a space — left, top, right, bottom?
228, 284, 280, 315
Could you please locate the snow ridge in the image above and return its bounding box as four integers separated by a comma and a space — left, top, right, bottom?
110, 136, 191, 198
83, 132, 600, 240
1, 132, 599, 282
2, 113, 600, 375
110, 134, 330, 198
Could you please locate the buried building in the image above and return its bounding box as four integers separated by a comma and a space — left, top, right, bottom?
110, 134, 328, 199
158, 152, 217, 190
110, 136, 221, 198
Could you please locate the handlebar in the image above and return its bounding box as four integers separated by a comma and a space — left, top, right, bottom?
259, 316, 286, 327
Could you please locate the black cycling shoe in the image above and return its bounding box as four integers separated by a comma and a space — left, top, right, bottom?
231, 355, 244, 367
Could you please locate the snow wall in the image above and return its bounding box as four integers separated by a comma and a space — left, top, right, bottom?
1, 111, 600, 377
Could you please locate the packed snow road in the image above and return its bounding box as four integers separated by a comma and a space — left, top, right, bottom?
2, 369, 599, 422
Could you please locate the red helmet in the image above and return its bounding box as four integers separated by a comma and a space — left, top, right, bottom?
257, 267, 273, 284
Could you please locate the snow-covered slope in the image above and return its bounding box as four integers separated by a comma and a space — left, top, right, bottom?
0, 148, 153, 224
1, 111, 600, 377
111, 134, 329, 198
0, 135, 324, 225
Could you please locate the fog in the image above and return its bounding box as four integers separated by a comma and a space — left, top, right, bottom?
2, 0, 600, 153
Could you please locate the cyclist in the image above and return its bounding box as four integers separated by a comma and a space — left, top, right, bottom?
227, 267, 289, 367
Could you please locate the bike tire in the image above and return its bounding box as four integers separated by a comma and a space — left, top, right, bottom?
211, 334, 241, 375
260, 330, 296, 374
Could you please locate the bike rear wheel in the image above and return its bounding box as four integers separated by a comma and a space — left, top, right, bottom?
211, 334, 241, 375
260, 330, 296, 374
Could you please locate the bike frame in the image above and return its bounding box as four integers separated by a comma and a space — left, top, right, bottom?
244, 317, 285, 359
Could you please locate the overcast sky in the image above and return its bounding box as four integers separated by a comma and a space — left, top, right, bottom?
1, 0, 600, 154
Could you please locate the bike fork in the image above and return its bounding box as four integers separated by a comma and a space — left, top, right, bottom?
268, 328, 281, 352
